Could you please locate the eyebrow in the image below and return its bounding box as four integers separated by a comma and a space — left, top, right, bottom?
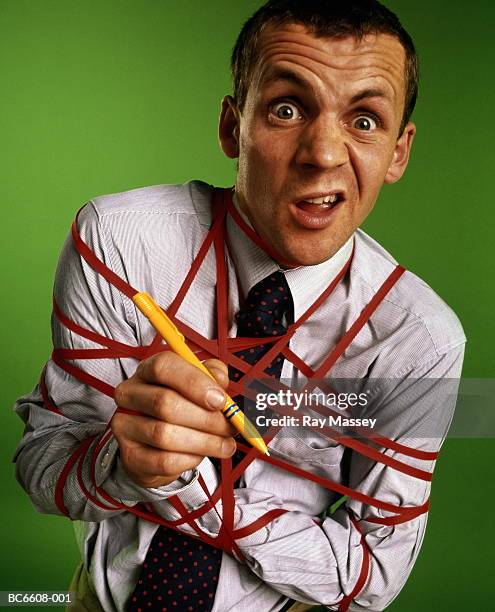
260, 67, 311, 89
349, 88, 389, 104
260, 68, 391, 105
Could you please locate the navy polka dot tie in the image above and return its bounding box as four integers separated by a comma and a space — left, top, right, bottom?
127, 272, 293, 612
232, 271, 294, 380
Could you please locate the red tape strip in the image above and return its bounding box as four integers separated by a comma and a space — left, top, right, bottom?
337, 513, 371, 611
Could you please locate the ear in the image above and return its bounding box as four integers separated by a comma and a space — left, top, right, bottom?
384, 122, 416, 184
218, 95, 240, 159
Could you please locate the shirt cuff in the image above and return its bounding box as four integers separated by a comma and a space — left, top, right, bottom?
94, 434, 200, 504
147, 457, 223, 528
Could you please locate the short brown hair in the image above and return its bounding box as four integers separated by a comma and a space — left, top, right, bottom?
231, 0, 418, 135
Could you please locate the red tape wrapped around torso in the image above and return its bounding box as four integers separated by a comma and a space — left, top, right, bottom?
46, 187, 438, 610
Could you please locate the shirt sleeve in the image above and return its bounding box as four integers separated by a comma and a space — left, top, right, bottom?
13, 202, 198, 522
146, 344, 464, 611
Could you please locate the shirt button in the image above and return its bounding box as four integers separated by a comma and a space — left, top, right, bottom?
100, 450, 111, 469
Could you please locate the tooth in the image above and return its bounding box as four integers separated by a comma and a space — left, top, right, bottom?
305, 194, 339, 205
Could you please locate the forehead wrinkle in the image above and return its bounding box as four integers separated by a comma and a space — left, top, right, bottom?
260, 29, 404, 68
260, 43, 403, 81
261, 39, 344, 72
256, 52, 403, 107
255, 29, 406, 99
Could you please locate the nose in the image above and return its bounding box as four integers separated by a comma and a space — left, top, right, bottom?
295, 113, 349, 170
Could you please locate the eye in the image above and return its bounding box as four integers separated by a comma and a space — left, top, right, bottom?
352, 115, 378, 131
269, 101, 302, 121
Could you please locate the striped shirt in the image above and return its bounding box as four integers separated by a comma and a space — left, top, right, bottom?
13, 180, 465, 611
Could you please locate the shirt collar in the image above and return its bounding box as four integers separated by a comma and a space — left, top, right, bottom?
227, 193, 354, 322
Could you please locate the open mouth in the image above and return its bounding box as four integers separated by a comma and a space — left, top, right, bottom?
290, 192, 345, 230
295, 193, 344, 213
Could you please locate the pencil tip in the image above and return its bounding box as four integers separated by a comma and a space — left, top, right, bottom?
265, 450, 270, 456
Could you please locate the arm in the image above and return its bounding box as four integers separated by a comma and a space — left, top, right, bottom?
13, 202, 232, 521
146, 345, 464, 611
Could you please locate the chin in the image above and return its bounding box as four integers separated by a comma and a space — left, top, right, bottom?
270, 220, 348, 267
277, 243, 337, 268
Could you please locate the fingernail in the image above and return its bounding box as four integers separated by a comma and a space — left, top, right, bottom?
222, 439, 237, 457
206, 388, 226, 410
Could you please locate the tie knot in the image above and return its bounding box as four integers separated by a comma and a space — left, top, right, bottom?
235, 271, 293, 337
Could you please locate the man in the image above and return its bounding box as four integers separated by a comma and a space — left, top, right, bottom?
14, 1, 465, 611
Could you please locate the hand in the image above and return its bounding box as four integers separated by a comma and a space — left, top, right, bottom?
111, 352, 236, 488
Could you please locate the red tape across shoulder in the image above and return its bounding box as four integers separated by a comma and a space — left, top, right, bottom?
47, 187, 438, 610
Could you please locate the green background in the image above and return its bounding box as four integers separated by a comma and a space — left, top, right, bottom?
1, 0, 493, 610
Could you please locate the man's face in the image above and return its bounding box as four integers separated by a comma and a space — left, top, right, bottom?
219, 24, 416, 266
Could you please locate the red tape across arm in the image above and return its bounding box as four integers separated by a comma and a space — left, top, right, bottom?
337, 513, 371, 612
71, 208, 138, 300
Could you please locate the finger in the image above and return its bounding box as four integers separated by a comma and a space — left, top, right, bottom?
114, 384, 235, 437
116, 414, 237, 458
134, 352, 227, 411
202, 358, 229, 388
121, 441, 202, 480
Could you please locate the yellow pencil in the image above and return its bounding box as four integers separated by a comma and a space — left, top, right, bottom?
132, 291, 270, 456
